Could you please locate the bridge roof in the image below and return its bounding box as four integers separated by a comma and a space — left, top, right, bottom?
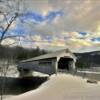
21, 49, 76, 63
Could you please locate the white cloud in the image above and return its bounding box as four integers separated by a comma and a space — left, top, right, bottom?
1, 0, 100, 52
1, 38, 15, 46
61, 32, 83, 38
0, 15, 4, 21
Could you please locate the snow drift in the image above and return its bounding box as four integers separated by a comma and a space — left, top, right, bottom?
5, 74, 100, 100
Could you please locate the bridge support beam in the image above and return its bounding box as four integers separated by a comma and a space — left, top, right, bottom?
18, 68, 33, 77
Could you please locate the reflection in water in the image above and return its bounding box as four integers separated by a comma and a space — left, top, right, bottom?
0, 76, 48, 95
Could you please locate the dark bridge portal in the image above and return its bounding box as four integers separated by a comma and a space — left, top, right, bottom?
58, 57, 73, 71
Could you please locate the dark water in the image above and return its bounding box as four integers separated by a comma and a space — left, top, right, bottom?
0, 76, 48, 95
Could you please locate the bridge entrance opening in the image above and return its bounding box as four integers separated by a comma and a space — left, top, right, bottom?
58, 57, 73, 71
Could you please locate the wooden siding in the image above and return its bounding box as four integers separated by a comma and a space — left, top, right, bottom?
18, 58, 56, 75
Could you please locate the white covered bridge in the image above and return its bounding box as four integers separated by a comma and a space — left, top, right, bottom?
17, 49, 76, 77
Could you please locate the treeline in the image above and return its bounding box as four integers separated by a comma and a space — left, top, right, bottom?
75, 60, 91, 69
0, 45, 47, 62
75, 51, 100, 69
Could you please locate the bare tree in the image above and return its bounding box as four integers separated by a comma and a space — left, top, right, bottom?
0, 0, 23, 44
0, 0, 23, 99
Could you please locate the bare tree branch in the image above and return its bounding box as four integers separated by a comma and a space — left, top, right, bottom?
0, 13, 19, 44
3, 35, 25, 40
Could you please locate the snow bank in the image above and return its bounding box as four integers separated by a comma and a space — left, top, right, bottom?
5, 74, 100, 100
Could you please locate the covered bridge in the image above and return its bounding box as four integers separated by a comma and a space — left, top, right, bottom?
17, 49, 76, 77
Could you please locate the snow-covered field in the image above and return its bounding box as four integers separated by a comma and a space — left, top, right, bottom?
0, 60, 19, 77
4, 74, 100, 100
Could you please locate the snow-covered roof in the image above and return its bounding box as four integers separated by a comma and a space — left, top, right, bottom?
21, 49, 76, 62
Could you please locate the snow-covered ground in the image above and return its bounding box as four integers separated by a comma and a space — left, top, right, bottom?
0, 64, 49, 77
5, 65, 19, 77
4, 74, 100, 100
0, 61, 19, 77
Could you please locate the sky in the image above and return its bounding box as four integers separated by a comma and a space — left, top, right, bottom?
0, 0, 100, 53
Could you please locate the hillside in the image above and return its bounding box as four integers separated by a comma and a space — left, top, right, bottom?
75, 51, 100, 68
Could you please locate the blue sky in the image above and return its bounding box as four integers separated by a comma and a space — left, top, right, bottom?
0, 0, 100, 52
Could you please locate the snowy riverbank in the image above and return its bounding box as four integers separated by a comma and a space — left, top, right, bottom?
4, 74, 100, 100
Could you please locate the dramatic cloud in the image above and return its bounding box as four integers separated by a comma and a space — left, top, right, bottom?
1, 0, 100, 52
1, 38, 15, 45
